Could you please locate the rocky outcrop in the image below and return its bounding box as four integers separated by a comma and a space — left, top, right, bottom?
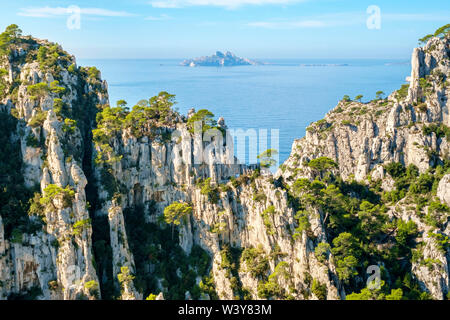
181, 51, 262, 67
0, 37, 104, 300
0, 30, 448, 301
277, 35, 450, 300
278, 36, 450, 184
437, 174, 450, 205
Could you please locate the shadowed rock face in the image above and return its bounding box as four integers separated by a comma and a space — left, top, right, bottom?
180, 51, 261, 67
0, 31, 449, 300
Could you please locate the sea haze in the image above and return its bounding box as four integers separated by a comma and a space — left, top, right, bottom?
78, 58, 411, 165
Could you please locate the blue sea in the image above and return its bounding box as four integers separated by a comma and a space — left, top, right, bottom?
78, 58, 411, 165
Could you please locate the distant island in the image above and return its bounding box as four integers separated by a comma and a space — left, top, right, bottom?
180, 51, 262, 67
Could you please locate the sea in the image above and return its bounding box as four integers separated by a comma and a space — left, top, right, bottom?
78, 58, 411, 166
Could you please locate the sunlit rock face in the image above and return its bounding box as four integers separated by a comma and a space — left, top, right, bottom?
0, 31, 449, 301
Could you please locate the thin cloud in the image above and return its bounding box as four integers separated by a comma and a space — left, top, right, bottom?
246, 11, 450, 29
18, 7, 135, 18
145, 14, 173, 21
150, 0, 305, 9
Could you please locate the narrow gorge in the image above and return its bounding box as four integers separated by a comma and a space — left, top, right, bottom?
0, 25, 449, 300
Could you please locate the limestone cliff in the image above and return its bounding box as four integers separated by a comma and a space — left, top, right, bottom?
0, 33, 107, 299
0, 26, 449, 301
277, 34, 450, 300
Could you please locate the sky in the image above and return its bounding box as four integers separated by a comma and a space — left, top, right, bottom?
0, 0, 449, 59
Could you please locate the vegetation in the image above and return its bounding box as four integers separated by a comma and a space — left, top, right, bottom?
117, 266, 135, 292
0, 24, 22, 56
84, 280, 99, 298
163, 201, 193, 238
2, 23, 450, 301
40, 184, 75, 210
240, 246, 270, 278
419, 23, 450, 44
62, 118, 78, 134
257, 149, 278, 168
0, 68, 8, 98
395, 84, 410, 100
375, 91, 385, 100
423, 123, 450, 141
260, 205, 275, 235
93, 92, 182, 165
311, 279, 327, 300
36, 43, 73, 74
314, 242, 331, 263
121, 204, 213, 299
72, 219, 91, 236
285, 155, 450, 299
187, 109, 217, 134
28, 110, 47, 128
198, 178, 220, 204
27, 83, 49, 100
0, 111, 43, 241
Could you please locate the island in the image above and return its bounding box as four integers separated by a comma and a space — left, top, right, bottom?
180, 51, 262, 67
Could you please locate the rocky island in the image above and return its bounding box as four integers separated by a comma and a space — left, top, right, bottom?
0, 23, 449, 301
180, 51, 262, 67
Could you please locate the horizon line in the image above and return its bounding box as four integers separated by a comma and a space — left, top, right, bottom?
76, 57, 411, 61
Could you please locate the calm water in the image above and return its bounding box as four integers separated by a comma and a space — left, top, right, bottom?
78, 58, 411, 165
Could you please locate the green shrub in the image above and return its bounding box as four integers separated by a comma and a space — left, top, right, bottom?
72, 219, 91, 236
261, 206, 276, 235
10, 228, 23, 243
40, 184, 75, 210
163, 201, 192, 226
315, 242, 331, 263
87, 67, 100, 79
27, 82, 49, 100
423, 124, 450, 141
62, 118, 77, 134
252, 191, 266, 203
146, 293, 157, 300
28, 192, 44, 217
294, 210, 311, 237
428, 231, 450, 254
395, 220, 418, 247
28, 110, 47, 128
187, 109, 216, 134
311, 279, 327, 300
26, 133, 39, 147
384, 162, 405, 179
240, 246, 269, 278
49, 80, 66, 95
257, 149, 278, 168
117, 266, 135, 288
396, 84, 410, 99
257, 279, 283, 299
84, 280, 99, 298
199, 178, 219, 204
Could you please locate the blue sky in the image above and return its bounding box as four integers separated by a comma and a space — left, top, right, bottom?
0, 0, 449, 59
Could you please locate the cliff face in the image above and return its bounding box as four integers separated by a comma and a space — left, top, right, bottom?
0, 29, 449, 300
277, 35, 450, 300
0, 36, 107, 299
279, 37, 450, 183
